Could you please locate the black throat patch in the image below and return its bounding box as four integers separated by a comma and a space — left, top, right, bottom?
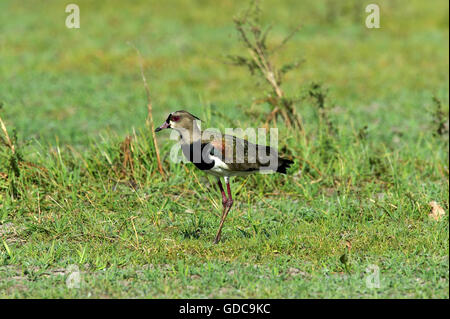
181, 142, 216, 171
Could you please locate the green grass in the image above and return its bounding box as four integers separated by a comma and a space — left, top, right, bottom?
0, 0, 448, 298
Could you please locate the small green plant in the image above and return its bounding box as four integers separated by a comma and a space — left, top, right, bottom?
431, 96, 449, 137
228, 0, 304, 130
181, 215, 204, 239
2, 239, 15, 264
308, 82, 338, 163
0, 110, 24, 199
308, 82, 337, 137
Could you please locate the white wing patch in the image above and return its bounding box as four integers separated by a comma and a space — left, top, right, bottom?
207, 155, 254, 177
207, 155, 230, 176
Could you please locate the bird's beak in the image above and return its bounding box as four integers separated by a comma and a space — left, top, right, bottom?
155, 121, 170, 132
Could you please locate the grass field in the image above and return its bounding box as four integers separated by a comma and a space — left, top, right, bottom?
0, 0, 449, 298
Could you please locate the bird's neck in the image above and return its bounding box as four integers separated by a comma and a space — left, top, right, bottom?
178, 124, 202, 145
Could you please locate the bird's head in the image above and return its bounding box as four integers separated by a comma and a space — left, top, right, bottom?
155, 110, 201, 133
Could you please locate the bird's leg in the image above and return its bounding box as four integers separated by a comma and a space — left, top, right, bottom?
225, 178, 234, 213
214, 177, 233, 244
217, 178, 227, 213
214, 178, 227, 244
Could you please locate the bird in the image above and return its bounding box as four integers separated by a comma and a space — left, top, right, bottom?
155, 110, 293, 243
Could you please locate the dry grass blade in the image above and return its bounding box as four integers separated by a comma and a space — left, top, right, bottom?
119, 135, 135, 179
0, 115, 15, 154
130, 216, 140, 249
129, 43, 165, 177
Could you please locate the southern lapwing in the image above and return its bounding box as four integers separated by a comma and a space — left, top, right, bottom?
155, 110, 293, 244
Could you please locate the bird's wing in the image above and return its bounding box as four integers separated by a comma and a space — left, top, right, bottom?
207, 134, 280, 172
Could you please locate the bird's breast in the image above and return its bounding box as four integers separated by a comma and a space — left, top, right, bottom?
181, 142, 216, 171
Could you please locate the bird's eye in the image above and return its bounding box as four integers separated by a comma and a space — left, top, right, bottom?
172, 116, 180, 122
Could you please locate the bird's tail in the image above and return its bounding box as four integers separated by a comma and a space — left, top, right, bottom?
276, 157, 294, 174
